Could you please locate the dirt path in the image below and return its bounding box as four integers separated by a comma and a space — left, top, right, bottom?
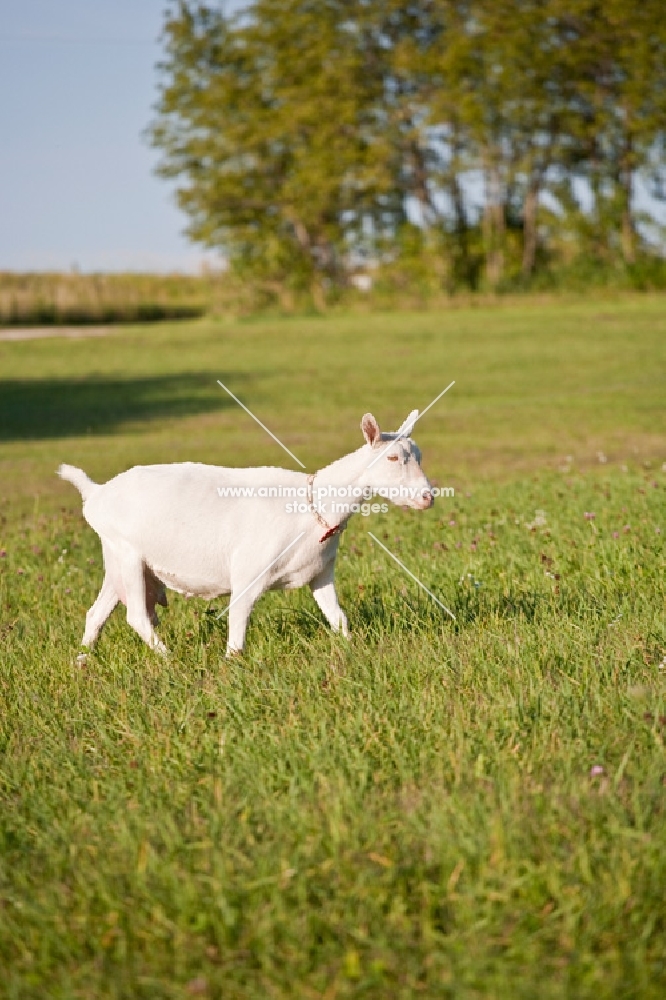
0, 326, 115, 342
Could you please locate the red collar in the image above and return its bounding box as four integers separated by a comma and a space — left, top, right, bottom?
306, 473, 341, 543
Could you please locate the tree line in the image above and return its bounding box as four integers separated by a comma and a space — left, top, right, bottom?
150, 1, 666, 306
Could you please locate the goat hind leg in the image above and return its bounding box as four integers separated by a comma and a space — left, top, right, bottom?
144, 567, 168, 627
82, 574, 119, 648
120, 547, 168, 655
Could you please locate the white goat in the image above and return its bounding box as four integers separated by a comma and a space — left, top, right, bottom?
58, 410, 433, 656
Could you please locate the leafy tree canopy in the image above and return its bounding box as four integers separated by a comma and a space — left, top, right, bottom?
149, 0, 666, 302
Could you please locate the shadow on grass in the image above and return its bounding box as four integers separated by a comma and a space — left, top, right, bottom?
0, 372, 254, 441
352, 585, 551, 634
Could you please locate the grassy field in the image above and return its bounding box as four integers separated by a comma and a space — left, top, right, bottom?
0, 296, 665, 998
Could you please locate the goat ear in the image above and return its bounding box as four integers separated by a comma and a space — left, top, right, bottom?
361, 413, 381, 446
397, 409, 419, 437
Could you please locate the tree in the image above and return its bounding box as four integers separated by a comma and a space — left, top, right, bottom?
150, 0, 666, 303
150, 1, 399, 306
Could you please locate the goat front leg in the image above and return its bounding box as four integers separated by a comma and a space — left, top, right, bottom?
310, 562, 349, 638
225, 583, 263, 657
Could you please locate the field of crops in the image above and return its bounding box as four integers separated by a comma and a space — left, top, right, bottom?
0, 271, 211, 327
0, 297, 664, 998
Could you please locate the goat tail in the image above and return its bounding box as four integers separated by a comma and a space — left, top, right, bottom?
57, 464, 98, 502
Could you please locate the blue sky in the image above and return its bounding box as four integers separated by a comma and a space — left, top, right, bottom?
0, 1, 233, 273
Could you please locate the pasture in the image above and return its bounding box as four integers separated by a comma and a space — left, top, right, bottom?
0, 296, 665, 998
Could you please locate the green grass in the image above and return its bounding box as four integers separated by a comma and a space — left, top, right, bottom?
0, 296, 665, 997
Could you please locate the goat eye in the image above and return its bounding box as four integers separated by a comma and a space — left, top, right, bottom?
387, 455, 399, 462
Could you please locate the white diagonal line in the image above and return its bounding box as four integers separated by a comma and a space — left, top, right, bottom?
367, 381, 455, 469
216, 533, 306, 619
217, 380, 306, 469
368, 532, 456, 620
412, 379, 456, 427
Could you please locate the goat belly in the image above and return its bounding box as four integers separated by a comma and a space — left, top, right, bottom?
146, 563, 227, 600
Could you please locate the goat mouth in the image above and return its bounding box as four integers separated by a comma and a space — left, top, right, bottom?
400, 497, 433, 511
415, 496, 434, 510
